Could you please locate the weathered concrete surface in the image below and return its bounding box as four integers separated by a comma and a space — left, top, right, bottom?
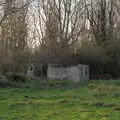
47, 64, 89, 82
27, 64, 35, 77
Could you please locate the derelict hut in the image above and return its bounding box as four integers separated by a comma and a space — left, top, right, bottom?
47, 64, 89, 82
27, 63, 48, 77
30, 51, 89, 82
46, 54, 89, 82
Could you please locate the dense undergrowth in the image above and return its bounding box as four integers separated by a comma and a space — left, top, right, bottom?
0, 74, 88, 89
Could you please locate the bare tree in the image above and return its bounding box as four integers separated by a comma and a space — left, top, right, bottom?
0, 0, 33, 73
83, 0, 120, 78
28, 0, 87, 63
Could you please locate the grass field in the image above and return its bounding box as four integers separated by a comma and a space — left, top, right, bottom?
0, 80, 120, 120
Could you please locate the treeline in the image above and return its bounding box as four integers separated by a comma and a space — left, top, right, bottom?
0, 0, 120, 79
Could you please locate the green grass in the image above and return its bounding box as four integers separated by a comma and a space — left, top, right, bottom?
0, 80, 120, 120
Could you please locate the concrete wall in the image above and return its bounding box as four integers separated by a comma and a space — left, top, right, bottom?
27, 64, 35, 77
47, 64, 89, 82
